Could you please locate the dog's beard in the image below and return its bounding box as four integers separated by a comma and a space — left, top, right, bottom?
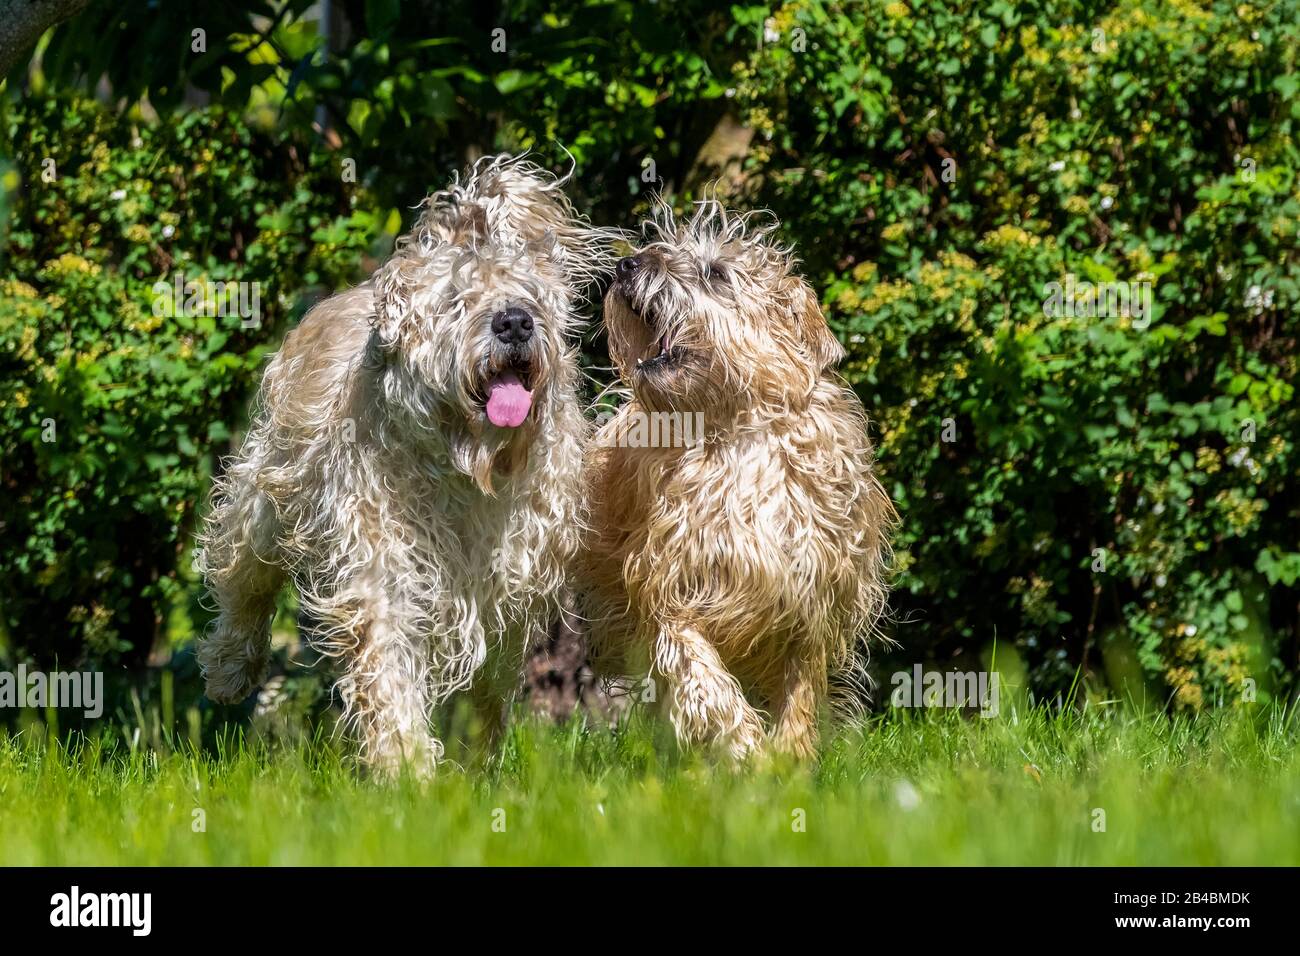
379, 338, 552, 495
462, 337, 560, 492
448, 427, 530, 495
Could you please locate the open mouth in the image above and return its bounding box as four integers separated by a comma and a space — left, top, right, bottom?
636, 330, 687, 373
483, 361, 534, 428
625, 295, 686, 373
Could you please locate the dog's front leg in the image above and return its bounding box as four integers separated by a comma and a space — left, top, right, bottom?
653, 624, 766, 761
197, 490, 284, 705
342, 604, 442, 780
769, 651, 827, 761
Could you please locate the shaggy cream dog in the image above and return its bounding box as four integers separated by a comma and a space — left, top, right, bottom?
581, 200, 895, 760
197, 155, 614, 776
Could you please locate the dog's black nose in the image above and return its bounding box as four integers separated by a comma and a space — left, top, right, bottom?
492, 307, 534, 345
616, 256, 641, 280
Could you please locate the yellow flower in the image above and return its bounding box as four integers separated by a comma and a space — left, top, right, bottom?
18, 325, 38, 361
1227, 39, 1262, 60
49, 252, 101, 276
982, 224, 1042, 247
872, 280, 912, 306
1195, 446, 1221, 474
851, 261, 878, 282
130, 310, 164, 334
918, 262, 943, 287
2, 279, 38, 298
1173, 680, 1203, 711
835, 287, 862, 310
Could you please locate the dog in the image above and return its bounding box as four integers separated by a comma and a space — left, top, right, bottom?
197, 155, 615, 776
581, 200, 895, 760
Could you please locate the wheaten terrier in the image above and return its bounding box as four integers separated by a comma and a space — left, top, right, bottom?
581, 200, 895, 760
197, 155, 614, 776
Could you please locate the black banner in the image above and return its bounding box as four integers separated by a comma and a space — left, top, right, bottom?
0, 867, 1278, 941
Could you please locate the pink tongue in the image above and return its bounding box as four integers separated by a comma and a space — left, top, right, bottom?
486, 371, 533, 428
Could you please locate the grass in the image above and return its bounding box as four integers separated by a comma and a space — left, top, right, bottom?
1, 704, 1298, 866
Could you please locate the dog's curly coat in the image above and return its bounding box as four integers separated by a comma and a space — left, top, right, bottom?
197, 155, 615, 776
581, 200, 896, 760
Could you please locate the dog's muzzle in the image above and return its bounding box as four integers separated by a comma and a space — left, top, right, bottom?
614, 256, 660, 328
492, 307, 534, 345
484, 307, 537, 429
612, 260, 681, 374
616, 255, 643, 282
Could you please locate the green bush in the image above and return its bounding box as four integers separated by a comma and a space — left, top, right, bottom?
0, 94, 387, 668
5, 0, 1298, 713
730, 0, 1300, 705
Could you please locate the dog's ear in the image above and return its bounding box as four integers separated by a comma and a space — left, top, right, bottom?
371, 250, 419, 346
789, 279, 846, 371
464, 155, 624, 292
538, 223, 624, 293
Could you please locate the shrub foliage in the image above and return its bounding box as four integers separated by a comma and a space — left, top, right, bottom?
2, 0, 1297, 708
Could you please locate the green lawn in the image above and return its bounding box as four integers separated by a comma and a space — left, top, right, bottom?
2, 705, 1297, 866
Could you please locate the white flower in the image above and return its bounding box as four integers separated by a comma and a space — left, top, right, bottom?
1244, 285, 1274, 312
1048, 160, 1066, 172
1099, 195, 1114, 210
110, 189, 126, 201
893, 779, 921, 810
161, 225, 176, 238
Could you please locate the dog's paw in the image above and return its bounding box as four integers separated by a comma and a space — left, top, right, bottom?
198, 643, 269, 705
716, 718, 767, 763
366, 736, 443, 783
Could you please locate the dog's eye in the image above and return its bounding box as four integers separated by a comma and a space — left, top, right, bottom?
706, 262, 725, 281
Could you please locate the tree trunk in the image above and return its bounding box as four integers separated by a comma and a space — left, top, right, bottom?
0, 0, 91, 77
